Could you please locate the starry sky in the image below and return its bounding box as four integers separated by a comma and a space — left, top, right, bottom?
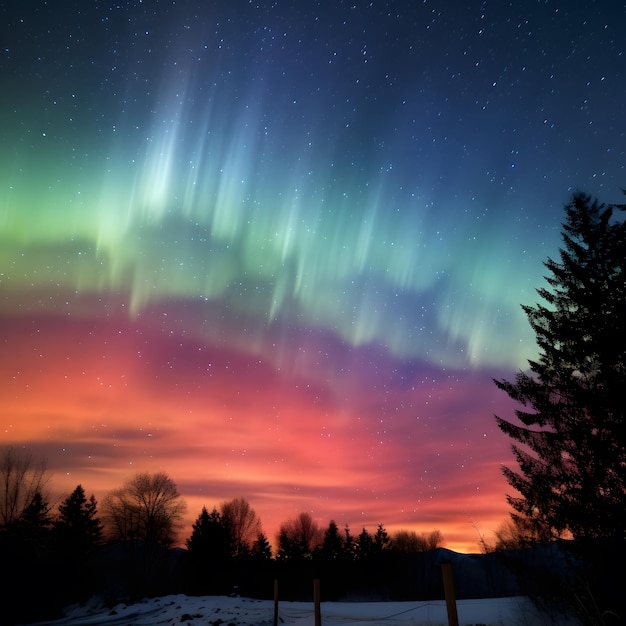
1, 1, 624, 553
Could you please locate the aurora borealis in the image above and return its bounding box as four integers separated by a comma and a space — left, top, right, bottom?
1, 1, 625, 552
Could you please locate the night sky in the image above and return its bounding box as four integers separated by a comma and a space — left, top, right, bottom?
1, 1, 624, 552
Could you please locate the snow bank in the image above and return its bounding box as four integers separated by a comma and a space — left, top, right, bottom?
31, 593, 580, 626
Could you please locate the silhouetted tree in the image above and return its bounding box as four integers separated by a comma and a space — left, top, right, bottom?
495, 192, 626, 542
103, 471, 186, 549
185, 506, 234, 594
343, 524, 356, 560
250, 531, 273, 560
392, 530, 419, 553
277, 512, 321, 560
21, 491, 52, 529
15, 490, 54, 557
53, 485, 103, 606
220, 497, 261, 558
102, 472, 186, 596
56, 484, 103, 551
373, 523, 390, 552
356, 527, 374, 560
0, 482, 57, 624
186, 506, 232, 562
320, 519, 343, 560
391, 529, 444, 553
493, 515, 550, 551
0, 446, 50, 531
495, 191, 626, 620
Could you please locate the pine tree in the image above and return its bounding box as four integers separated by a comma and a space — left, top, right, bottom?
494, 190, 626, 622
186, 506, 232, 562
185, 506, 235, 594
17, 491, 53, 555
276, 527, 296, 560
356, 527, 374, 560
343, 524, 356, 561
250, 531, 273, 560
321, 520, 343, 560
186, 506, 212, 552
373, 523, 390, 552
21, 491, 52, 530
56, 485, 103, 551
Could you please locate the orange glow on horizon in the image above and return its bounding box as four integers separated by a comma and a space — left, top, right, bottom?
1, 313, 516, 555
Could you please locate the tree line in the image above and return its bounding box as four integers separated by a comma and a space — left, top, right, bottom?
0, 446, 444, 624
0, 447, 444, 559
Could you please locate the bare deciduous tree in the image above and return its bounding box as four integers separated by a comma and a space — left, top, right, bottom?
0, 446, 50, 529
392, 528, 444, 552
277, 511, 322, 559
220, 497, 261, 557
103, 471, 186, 549
492, 515, 551, 551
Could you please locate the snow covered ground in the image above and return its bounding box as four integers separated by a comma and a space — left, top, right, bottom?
29, 593, 579, 626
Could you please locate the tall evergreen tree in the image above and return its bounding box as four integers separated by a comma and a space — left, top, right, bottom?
250, 531, 273, 560
343, 524, 356, 561
186, 506, 232, 562
56, 484, 103, 550
21, 491, 52, 527
373, 523, 390, 552
320, 520, 343, 560
356, 527, 374, 560
17, 491, 53, 556
494, 191, 626, 543
53, 485, 103, 607
185, 506, 234, 594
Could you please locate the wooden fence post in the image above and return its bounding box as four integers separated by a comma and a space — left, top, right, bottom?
273, 579, 279, 626
441, 561, 459, 626
314, 578, 321, 626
